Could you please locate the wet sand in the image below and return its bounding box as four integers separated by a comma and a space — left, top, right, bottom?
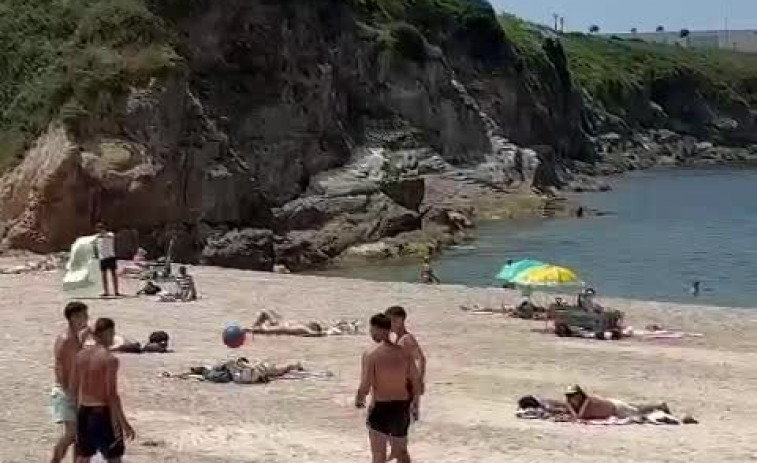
1, 263, 756, 462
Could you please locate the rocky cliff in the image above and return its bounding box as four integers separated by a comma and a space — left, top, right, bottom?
1, 0, 755, 269
0, 0, 558, 269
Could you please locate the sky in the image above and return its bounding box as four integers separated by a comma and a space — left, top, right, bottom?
490, 0, 757, 33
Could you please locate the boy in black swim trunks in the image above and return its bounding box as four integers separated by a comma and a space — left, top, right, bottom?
356, 313, 421, 463
71, 318, 135, 462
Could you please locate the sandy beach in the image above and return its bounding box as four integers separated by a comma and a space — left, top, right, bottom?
1, 262, 757, 462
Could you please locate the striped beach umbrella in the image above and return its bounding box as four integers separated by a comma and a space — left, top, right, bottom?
495, 259, 546, 282
513, 265, 581, 287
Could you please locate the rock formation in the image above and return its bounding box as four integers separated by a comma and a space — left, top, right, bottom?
0, 0, 552, 269
0, 0, 754, 269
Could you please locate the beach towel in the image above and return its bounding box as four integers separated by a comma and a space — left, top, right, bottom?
624, 327, 704, 340
516, 407, 695, 425
62, 235, 103, 297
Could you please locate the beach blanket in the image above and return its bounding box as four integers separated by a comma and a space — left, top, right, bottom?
624, 327, 704, 340
516, 407, 695, 425
62, 235, 102, 297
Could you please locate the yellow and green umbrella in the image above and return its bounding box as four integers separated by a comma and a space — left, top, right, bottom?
512, 265, 581, 287
495, 259, 545, 282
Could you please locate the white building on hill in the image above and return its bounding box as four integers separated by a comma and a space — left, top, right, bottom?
611, 29, 757, 53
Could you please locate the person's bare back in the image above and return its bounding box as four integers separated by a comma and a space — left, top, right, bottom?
396, 335, 424, 385
74, 346, 117, 406
71, 318, 134, 462
364, 343, 417, 402
356, 313, 420, 463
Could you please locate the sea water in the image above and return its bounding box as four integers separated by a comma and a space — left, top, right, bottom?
315, 168, 757, 308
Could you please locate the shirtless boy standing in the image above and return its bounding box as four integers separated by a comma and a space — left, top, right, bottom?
51, 302, 89, 463
385, 306, 426, 422
356, 313, 421, 463
71, 318, 135, 462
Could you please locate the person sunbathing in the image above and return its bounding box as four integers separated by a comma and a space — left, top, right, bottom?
459, 301, 547, 320
225, 358, 304, 383
517, 386, 697, 425
564, 385, 670, 421
168, 358, 304, 384
459, 304, 509, 314
246, 310, 359, 337
107, 331, 172, 354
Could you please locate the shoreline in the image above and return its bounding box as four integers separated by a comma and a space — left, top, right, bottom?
311, 270, 757, 312
314, 163, 757, 307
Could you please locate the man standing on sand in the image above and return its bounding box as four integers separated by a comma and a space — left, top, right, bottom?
93, 223, 120, 297
356, 314, 421, 463
51, 302, 90, 463
71, 318, 135, 462
385, 306, 426, 421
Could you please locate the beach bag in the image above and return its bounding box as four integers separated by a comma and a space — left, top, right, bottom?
148, 331, 169, 345
202, 367, 232, 383
141, 282, 162, 295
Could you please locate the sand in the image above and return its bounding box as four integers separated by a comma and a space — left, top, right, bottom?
1, 262, 757, 462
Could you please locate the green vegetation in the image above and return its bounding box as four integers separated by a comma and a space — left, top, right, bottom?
0, 0, 177, 170
351, 0, 501, 45
499, 13, 757, 118
388, 23, 430, 63
3, 0, 755, 171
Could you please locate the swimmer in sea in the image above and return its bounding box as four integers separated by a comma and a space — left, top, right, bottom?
420, 257, 440, 285
691, 281, 701, 297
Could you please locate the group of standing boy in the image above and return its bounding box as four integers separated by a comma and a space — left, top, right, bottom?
357, 306, 426, 463
50, 302, 134, 463
51, 301, 425, 463
51, 220, 426, 462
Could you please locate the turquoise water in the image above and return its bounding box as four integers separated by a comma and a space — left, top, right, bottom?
316, 168, 757, 308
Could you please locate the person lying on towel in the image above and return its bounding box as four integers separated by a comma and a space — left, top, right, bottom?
108, 331, 172, 354
565, 385, 669, 420
245, 310, 359, 337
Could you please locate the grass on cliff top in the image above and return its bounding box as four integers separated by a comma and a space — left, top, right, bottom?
499, 14, 757, 109
0, 0, 177, 171
351, 0, 500, 43
1, 0, 497, 171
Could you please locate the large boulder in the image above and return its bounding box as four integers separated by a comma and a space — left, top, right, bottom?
272, 191, 420, 268
0, 76, 272, 256
273, 231, 330, 271
273, 195, 369, 231
200, 228, 274, 270
0, 126, 96, 252
380, 177, 425, 211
